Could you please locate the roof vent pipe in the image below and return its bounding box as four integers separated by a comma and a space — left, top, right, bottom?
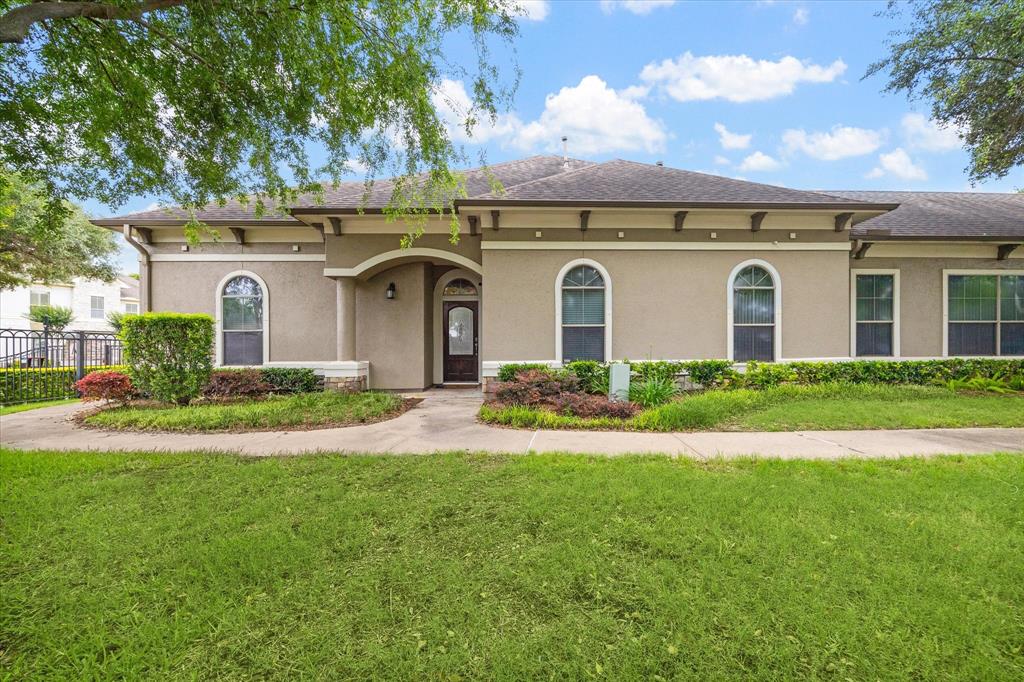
656, 161, 664, 166
561, 136, 569, 168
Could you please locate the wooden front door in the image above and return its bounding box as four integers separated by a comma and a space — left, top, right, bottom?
443, 301, 478, 382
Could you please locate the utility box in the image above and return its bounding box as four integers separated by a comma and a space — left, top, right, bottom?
609, 362, 630, 402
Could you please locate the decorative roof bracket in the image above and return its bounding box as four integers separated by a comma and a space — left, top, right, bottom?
750, 211, 767, 232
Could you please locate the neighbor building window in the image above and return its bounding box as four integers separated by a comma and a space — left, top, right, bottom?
90, 296, 105, 319
732, 264, 776, 362
561, 264, 606, 362
29, 291, 50, 312
947, 273, 1023, 356
221, 274, 265, 365
124, 303, 139, 314
854, 272, 897, 357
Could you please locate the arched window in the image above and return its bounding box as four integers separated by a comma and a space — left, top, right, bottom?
731, 264, 777, 362
560, 263, 606, 362
220, 274, 265, 365
443, 278, 478, 296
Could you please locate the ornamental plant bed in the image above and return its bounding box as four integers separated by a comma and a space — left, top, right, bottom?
481, 383, 1024, 432
79, 392, 418, 433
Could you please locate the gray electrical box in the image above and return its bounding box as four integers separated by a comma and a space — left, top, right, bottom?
609, 362, 630, 402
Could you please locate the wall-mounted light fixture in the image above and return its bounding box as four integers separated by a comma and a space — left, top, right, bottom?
386, 282, 396, 300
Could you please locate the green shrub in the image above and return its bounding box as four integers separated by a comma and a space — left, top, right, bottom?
681, 360, 736, 388
260, 367, 322, 393
738, 361, 796, 389
121, 313, 214, 405
564, 360, 608, 393
24, 305, 73, 331
629, 376, 678, 408
0, 365, 126, 404
788, 358, 1024, 386
496, 363, 551, 382
630, 361, 684, 384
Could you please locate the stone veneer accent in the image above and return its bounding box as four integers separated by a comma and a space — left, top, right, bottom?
324, 375, 367, 393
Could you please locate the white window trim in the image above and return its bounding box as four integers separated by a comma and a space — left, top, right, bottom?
215, 270, 270, 366
850, 269, 901, 358
90, 295, 106, 319
554, 258, 612, 364
726, 258, 782, 362
942, 268, 1024, 357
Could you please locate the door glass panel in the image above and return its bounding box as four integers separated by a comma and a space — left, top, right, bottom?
448, 307, 474, 356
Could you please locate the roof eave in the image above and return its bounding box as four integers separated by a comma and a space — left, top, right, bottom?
91, 218, 302, 228
854, 232, 1024, 242
453, 199, 900, 211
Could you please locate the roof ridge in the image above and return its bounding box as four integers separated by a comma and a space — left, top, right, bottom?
608, 159, 853, 202
477, 160, 610, 198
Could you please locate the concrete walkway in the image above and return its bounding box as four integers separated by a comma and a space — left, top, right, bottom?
1, 389, 1022, 459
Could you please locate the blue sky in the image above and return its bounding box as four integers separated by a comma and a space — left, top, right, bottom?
98, 0, 1024, 271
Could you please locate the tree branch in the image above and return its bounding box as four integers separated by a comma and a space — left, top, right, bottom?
0, 0, 185, 43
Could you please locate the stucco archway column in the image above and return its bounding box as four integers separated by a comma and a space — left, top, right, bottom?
335, 276, 357, 361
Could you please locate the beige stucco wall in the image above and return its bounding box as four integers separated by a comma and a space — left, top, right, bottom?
356, 263, 433, 390
148, 260, 337, 362
325, 233, 482, 270
482, 248, 851, 362
852, 256, 1024, 357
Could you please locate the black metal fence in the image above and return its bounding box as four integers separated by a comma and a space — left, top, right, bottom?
0, 328, 124, 404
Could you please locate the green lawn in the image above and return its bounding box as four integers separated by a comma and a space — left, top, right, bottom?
0, 398, 79, 416
481, 383, 1024, 431
83, 391, 404, 432
2, 451, 1023, 679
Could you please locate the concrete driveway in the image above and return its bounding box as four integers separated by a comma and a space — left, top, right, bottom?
1, 389, 1022, 458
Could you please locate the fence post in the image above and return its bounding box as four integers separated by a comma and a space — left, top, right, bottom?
75, 331, 86, 381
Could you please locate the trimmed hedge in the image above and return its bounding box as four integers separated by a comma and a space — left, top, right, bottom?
0, 365, 126, 404
496, 363, 550, 382
203, 367, 323, 397
496, 358, 1024, 393
121, 313, 214, 405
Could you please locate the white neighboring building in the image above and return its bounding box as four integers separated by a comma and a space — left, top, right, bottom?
0, 275, 140, 331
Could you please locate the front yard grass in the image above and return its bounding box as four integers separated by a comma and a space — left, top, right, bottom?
481, 383, 1024, 431
2, 449, 1022, 679
83, 390, 404, 432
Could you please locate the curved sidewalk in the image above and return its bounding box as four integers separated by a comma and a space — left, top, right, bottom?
2, 390, 1022, 459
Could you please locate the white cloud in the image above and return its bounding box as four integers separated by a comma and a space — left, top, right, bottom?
713, 122, 751, 150
901, 113, 961, 152
792, 7, 809, 25
867, 148, 928, 181
640, 52, 846, 103
714, 155, 730, 166
432, 78, 523, 144
738, 151, 782, 172
515, 0, 549, 21
600, 0, 675, 15
782, 125, 883, 160
513, 75, 667, 154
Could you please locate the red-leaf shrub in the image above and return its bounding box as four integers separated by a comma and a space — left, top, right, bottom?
548, 392, 640, 418
495, 369, 580, 405
75, 371, 134, 403
203, 369, 272, 398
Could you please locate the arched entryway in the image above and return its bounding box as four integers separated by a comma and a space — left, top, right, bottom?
433, 269, 482, 384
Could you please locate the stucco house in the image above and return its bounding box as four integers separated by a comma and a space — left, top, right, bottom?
92, 157, 1024, 390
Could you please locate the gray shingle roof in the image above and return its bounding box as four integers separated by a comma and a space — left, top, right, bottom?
96, 156, 595, 224
464, 159, 877, 207
831, 190, 1024, 239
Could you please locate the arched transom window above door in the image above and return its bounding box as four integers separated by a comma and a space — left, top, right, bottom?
220, 274, 265, 366
443, 278, 478, 296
